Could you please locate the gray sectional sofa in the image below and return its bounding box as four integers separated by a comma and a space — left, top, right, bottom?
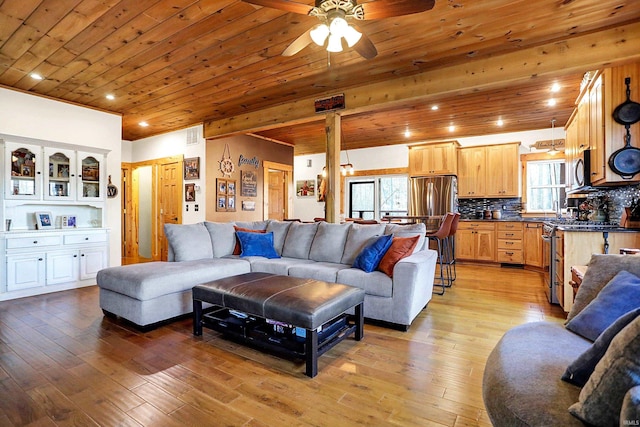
483, 254, 640, 426
97, 220, 437, 330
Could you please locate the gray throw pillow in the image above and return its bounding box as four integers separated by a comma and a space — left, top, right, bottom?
563, 307, 640, 386
309, 222, 350, 263
164, 223, 213, 261
203, 221, 236, 257
565, 271, 640, 341
567, 254, 640, 322
569, 315, 640, 426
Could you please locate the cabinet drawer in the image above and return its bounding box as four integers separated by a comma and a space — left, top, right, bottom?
459, 222, 495, 230
6, 235, 62, 249
498, 239, 523, 250
64, 233, 107, 245
497, 230, 523, 240
497, 249, 523, 263
497, 222, 522, 231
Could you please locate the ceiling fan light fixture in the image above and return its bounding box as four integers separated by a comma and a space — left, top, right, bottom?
326, 33, 343, 52
343, 24, 362, 47
329, 15, 348, 37
310, 24, 330, 46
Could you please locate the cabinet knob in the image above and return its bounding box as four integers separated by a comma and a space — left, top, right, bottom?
85, 237, 89, 240
38, 258, 43, 261
36, 171, 41, 175
33, 240, 38, 244
74, 255, 78, 258
81, 254, 85, 257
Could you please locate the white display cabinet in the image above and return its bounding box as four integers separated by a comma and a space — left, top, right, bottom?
0, 135, 110, 300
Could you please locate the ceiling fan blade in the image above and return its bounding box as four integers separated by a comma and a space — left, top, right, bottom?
282, 28, 314, 56
241, 0, 312, 15
359, 0, 435, 20
351, 26, 377, 59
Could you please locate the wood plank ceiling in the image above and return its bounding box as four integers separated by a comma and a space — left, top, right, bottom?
1, 1, 639, 155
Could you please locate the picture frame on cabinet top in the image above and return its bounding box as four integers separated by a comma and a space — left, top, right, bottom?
35, 211, 53, 229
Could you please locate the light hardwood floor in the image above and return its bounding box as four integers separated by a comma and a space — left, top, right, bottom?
0, 265, 565, 426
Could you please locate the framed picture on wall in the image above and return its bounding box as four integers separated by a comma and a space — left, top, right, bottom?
217, 196, 227, 211
227, 180, 236, 196
241, 170, 257, 197
185, 183, 196, 202
184, 157, 200, 180
217, 178, 227, 195
296, 180, 315, 197
227, 196, 236, 211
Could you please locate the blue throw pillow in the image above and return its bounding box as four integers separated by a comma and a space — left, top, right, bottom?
236, 231, 280, 259
353, 234, 393, 273
566, 270, 640, 341
562, 307, 640, 387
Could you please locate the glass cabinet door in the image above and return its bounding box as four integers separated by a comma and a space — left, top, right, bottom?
77, 153, 103, 201
5, 143, 41, 199
44, 148, 76, 201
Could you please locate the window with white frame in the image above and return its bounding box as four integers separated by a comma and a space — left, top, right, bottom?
347, 175, 408, 220
526, 159, 566, 212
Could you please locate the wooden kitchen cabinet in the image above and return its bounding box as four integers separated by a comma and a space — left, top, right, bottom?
486, 144, 520, 197
567, 62, 640, 186
456, 221, 496, 262
408, 141, 459, 176
497, 222, 523, 264
559, 230, 640, 313
457, 147, 486, 197
457, 143, 519, 198
523, 222, 545, 268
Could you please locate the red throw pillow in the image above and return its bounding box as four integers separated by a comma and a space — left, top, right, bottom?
233, 226, 266, 254
377, 235, 420, 277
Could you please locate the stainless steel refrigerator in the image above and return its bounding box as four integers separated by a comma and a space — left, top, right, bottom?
409, 175, 458, 228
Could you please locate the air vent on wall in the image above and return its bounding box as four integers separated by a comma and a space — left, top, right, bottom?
186, 128, 200, 146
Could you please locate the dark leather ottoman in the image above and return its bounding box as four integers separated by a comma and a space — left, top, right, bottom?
192, 272, 365, 377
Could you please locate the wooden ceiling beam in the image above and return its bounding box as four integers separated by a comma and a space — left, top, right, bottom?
204, 21, 640, 140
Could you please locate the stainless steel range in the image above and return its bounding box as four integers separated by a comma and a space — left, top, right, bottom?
541, 219, 620, 304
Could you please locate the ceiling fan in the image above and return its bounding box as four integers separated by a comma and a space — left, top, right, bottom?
242, 0, 436, 59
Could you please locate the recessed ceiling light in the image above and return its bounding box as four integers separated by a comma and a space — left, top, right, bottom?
448, 125, 455, 132
547, 98, 557, 107
551, 82, 561, 93
404, 129, 411, 138
30, 73, 43, 80
139, 121, 149, 127
431, 105, 439, 111
497, 119, 504, 126
105, 94, 115, 100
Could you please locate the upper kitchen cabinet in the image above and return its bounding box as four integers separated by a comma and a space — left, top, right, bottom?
592, 63, 640, 185
4, 142, 42, 200
567, 62, 640, 187
408, 141, 459, 177
458, 143, 520, 198
486, 144, 519, 197
458, 147, 486, 197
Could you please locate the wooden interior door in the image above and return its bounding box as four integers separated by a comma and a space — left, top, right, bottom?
159, 160, 182, 261
268, 170, 285, 220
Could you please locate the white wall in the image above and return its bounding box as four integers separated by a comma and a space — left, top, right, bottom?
0, 87, 123, 266
292, 128, 565, 221
125, 125, 206, 224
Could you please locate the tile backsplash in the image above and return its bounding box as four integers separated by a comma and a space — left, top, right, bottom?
457, 184, 640, 224
458, 198, 523, 220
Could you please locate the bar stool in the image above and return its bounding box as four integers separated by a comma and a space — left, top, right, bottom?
426, 213, 455, 295
445, 213, 461, 284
